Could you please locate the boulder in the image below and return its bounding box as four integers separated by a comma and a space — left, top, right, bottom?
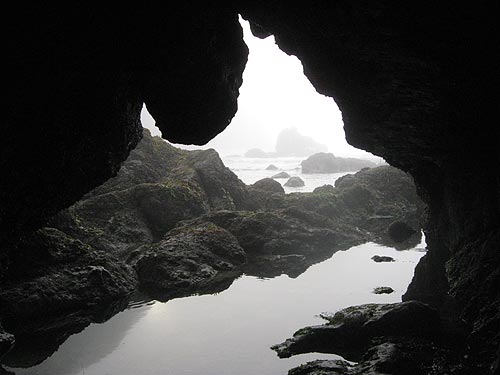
251, 178, 285, 194
284, 176, 305, 187
265, 164, 279, 170
0, 228, 137, 336
373, 286, 394, 294
312, 184, 335, 194
134, 222, 246, 300
271, 171, 291, 179
271, 301, 441, 362
371, 255, 395, 263
89, 129, 250, 211
301, 153, 376, 173
288, 360, 352, 375
189, 210, 343, 258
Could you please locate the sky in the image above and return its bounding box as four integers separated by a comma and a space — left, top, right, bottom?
141, 18, 374, 159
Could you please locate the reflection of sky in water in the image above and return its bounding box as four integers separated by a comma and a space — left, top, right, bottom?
8, 238, 425, 375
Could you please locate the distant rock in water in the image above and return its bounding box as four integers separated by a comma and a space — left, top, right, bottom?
272, 171, 291, 179
244, 148, 274, 158
251, 178, 285, 194
275, 127, 327, 157
373, 286, 394, 294
284, 176, 305, 187
301, 152, 377, 173
388, 221, 417, 243
266, 164, 279, 170
371, 255, 395, 263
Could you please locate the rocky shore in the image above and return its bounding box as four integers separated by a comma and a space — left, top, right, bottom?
0, 129, 424, 368
272, 301, 469, 375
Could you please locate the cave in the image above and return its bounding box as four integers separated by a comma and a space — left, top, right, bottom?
1, 2, 498, 374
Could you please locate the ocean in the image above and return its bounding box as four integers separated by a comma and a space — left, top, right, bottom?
220, 155, 356, 193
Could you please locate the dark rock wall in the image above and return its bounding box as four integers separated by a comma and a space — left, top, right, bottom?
239, 2, 499, 368
2, 1, 498, 370
2, 4, 248, 245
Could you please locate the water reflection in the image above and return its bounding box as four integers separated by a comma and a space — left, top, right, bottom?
4, 237, 425, 375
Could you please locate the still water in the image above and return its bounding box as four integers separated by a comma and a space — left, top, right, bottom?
7, 239, 425, 375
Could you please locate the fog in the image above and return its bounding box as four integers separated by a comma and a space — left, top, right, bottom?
141, 18, 375, 159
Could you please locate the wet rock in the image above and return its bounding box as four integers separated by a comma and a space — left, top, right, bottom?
272, 301, 441, 361
373, 287, 394, 294
283, 166, 424, 239
0, 228, 137, 332
272, 171, 291, 179
134, 222, 246, 301
301, 153, 376, 174
190, 210, 358, 258
387, 221, 416, 243
0, 227, 136, 366
312, 184, 335, 194
285, 177, 305, 187
50, 129, 251, 259
266, 164, 279, 170
371, 255, 395, 263
251, 178, 285, 194
184, 148, 250, 211
288, 359, 352, 375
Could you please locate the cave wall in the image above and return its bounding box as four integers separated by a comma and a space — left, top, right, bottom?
1, 4, 248, 247
238, 1, 499, 367
2, 1, 498, 371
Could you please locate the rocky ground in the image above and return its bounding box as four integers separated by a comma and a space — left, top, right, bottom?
0, 129, 425, 370
272, 301, 470, 375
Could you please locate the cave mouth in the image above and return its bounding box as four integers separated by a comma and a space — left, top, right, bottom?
142, 18, 378, 163
2, 4, 497, 374
0, 17, 428, 371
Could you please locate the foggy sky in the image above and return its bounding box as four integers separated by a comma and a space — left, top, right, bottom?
141, 19, 374, 159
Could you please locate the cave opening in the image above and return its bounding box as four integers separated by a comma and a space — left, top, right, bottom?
1, 4, 497, 375
0, 16, 427, 375
141, 18, 379, 162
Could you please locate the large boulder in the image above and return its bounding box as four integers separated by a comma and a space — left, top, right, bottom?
251, 178, 285, 194
272, 171, 291, 179
272, 301, 442, 361
301, 153, 377, 173
0, 228, 137, 336
52, 180, 209, 259
284, 176, 305, 187
282, 166, 425, 241
88, 129, 249, 211
50, 129, 252, 260
188, 209, 362, 258
134, 222, 246, 300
